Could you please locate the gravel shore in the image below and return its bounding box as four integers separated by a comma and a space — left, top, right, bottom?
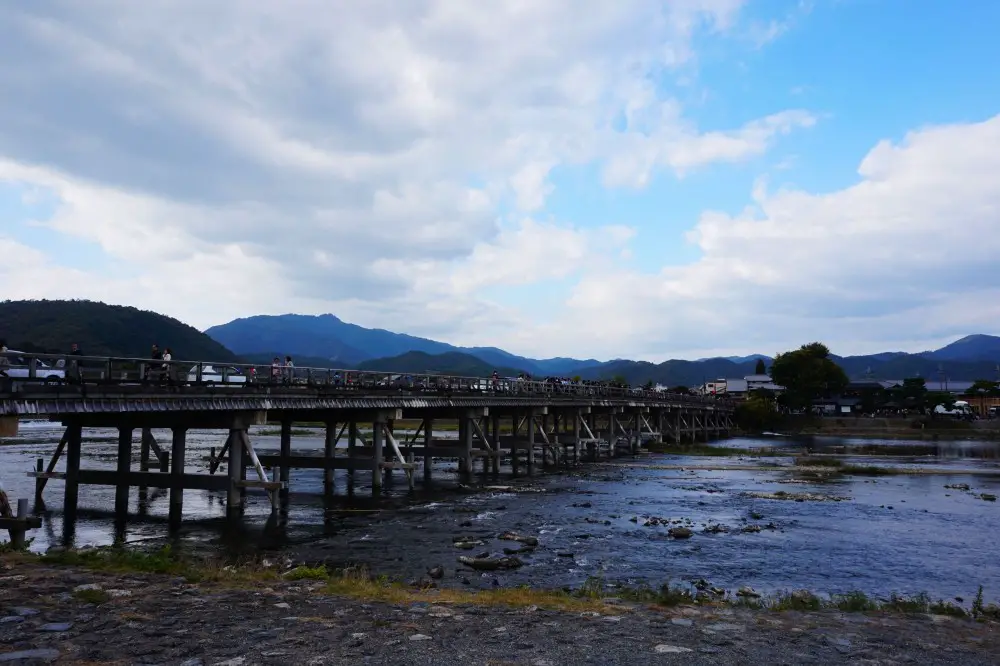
2, 562, 998, 665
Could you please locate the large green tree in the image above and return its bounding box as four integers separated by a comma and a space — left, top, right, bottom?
769, 342, 849, 411
969, 379, 1000, 396
755, 358, 767, 375
894, 377, 928, 410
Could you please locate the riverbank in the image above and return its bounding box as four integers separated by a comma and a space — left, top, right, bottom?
2, 556, 999, 665
773, 416, 1000, 440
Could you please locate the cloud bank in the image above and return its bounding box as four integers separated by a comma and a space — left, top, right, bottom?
0, 2, 996, 360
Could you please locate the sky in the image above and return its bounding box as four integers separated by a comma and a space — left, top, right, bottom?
2, 0, 999, 362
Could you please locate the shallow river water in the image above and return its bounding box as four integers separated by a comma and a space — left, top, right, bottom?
2, 423, 999, 603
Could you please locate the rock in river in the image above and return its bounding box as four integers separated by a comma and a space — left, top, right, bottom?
453, 536, 486, 550
668, 527, 693, 539
458, 556, 524, 571
499, 531, 538, 547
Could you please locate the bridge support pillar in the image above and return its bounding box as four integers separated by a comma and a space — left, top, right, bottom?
633, 410, 641, 455
169, 427, 186, 528
227, 428, 243, 519
372, 415, 384, 494
526, 410, 536, 473
607, 413, 617, 459
542, 413, 552, 467
279, 418, 292, 502
63, 423, 82, 524
348, 421, 358, 475
491, 414, 501, 474
324, 420, 337, 495
139, 428, 152, 497
114, 427, 134, 520
461, 411, 474, 476
573, 410, 582, 464
423, 419, 434, 480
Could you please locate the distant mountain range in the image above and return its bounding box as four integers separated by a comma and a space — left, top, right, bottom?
7, 301, 992, 389
205, 314, 1000, 387
205, 314, 599, 376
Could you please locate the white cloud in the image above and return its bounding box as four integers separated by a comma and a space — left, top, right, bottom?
554, 115, 1000, 359
13, 1, 978, 363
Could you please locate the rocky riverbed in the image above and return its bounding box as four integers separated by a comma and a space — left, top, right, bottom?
1, 561, 999, 665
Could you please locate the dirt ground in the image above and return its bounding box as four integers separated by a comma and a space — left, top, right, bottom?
2, 561, 999, 665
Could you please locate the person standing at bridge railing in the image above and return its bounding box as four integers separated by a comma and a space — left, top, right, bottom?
161, 347, 174, 386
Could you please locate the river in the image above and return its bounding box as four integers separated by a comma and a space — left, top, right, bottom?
2, 423, 999, 604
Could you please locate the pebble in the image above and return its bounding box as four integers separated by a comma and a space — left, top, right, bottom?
274, 602, 291, 609
0, 650, 60, 663
179, 660, 204, 666
106, 589, 132, 598
211, 658, 246, 666
654, 644, 694, 654
409, 634, 432, 641
74, 583, 102, 592
670, 618, 694, 627
12, 607, 40, 616
705, 622, 744, 632
38, 622, 74, 632
0, 616, 25, 625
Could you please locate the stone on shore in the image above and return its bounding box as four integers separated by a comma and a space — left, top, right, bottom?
654, 644, 693, 653
457, 555, 524, 571
0, 650, 60, 663
38, 622, 73, 632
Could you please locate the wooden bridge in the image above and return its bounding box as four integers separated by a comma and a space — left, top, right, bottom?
0, 352, 735, 533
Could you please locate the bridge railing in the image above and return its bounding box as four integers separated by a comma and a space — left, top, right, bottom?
0, 350, 733, 408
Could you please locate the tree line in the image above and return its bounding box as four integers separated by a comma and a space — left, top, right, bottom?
736, 342, 1000, 430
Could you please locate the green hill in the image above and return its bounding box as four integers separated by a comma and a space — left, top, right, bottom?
0, 299, 237, 361
356, 351, 526, 377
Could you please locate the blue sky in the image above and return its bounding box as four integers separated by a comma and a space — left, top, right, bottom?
1, 1, 999, 360
541, 0, 1000, 276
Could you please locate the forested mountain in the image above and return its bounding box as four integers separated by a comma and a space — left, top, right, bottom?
205, 313, 599, 374
0, 300, 236, 360
922, 334, 1000, 362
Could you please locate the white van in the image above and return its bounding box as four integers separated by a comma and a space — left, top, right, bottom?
186, 365, 247, 385
0, 350, 65, 384
933, 400, 974, 417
